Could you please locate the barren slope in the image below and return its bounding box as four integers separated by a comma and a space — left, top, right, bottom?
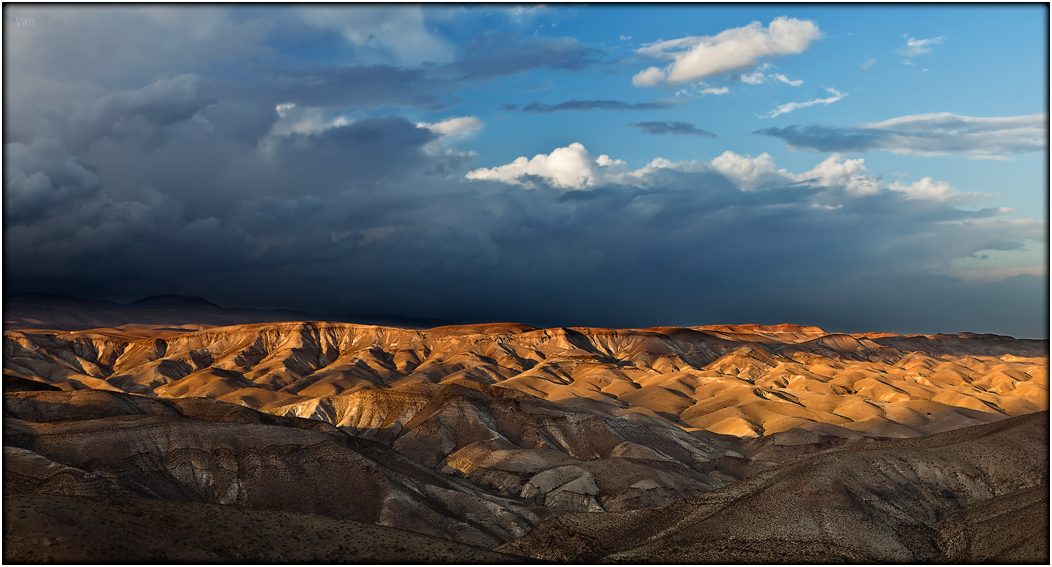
6, 321, 1046, 442
2, 382, 822, 532
4, 388, 545, 548
3, 318, 1046, 560
497, 410, 1049, 563
3, 494, 524, 564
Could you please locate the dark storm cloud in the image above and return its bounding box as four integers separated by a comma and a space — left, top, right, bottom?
7, 128, 1046, 337
452, 32, 603, 80
274, 116, 436, 180
4, 9, 605, 136
521, 99, 677, 112
3, 7, 1046, 338
264, 66, 451, 110
631, 121, 716, 137
260, 31, 608, 110
4, 139, 102, 222
72, 74, 218, 148
2, 6, 275, 83
764, 273, 1048, 339
65, 109, 437, 220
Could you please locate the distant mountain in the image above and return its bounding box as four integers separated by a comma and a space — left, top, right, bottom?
127, 294, 224, 308
3, 292, 451, 331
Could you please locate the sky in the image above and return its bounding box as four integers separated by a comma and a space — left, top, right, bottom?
3, 4, 1048, 337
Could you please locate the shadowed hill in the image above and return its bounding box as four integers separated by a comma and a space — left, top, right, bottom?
3, 389, 546, 548
2, 384, 829, 530
497, 410, 1049, 563
3, 494, 527, 563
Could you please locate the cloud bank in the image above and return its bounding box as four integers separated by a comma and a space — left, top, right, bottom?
756, 113, 1048, 158
6, 111, 1045, 335
468, 142, 982, 201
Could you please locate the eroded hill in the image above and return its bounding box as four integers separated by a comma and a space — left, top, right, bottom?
5, 321, 1046, 440
3, 319, 1047, 561
497, 410, 1049, 563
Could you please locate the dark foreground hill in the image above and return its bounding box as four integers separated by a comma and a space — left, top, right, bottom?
3, 495, 524, 564
497, 410, 1049, 563
4, 383, 1046, 562
3, 388, 545, 550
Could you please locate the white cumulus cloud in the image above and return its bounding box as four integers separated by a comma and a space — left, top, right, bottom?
465, 144, 958, 201
467, 143, 974, 207
633, 16, 821, 87
466, 143, 626, 189
466, 143, 714, 190
710, 151, 792, 191
801, 154, 880, 196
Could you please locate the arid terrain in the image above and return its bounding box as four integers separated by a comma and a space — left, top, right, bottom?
3, 296, 1048, 562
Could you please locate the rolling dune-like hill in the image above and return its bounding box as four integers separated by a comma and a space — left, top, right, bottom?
5, 320, 1046, 440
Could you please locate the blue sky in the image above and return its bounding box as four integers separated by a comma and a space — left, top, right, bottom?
3, 5, 1048, 336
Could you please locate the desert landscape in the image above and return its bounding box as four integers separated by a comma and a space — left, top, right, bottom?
5, 4, 1048, 564
3, 295, 1048, 562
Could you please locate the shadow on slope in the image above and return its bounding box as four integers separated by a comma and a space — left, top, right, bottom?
3, 494, 526, 564
3, 389, 544, 548
497, 410, 1049, 563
